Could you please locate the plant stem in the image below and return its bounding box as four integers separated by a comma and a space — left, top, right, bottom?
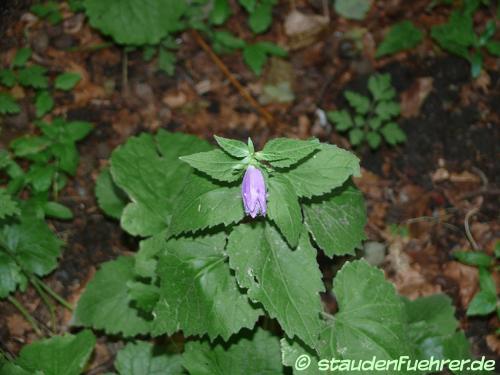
33, 277, 73, 311
31, 278, 56, 333
7, 296, 42, 336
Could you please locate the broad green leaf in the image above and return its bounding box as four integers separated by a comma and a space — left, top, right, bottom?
243, 43, 267, 75
26, 163, 56, 192
366, 131, 381, 149
0, 189, 20, 219
284, 143, 360, 198
84, 0, 186, 45
367, 73, 396, 101
183, 328, 282, 375
267, 174, 302, 248
467, 267, 497, 316
95, 168, 127, 219
431, 10, 475, 59
0, 362, 37, 375
454, 251, 493, 267
249, 3, 272, 34
327, 110, 353, 131
134, 234, 165, 279
15, 330, 95, 375
257, 137, 320, 168
0, 93, 20, 115
381, 122, 406, 145
167, 173, 245, 236
213, 31, 246, 50
349, 128, 364, 146
127, 280, 159, 312
280, 338, 319, 375
335, 0, 372, 20
54, 72, 81, 91
73, 256, 153, 336
375, 101, 400, 121
227, 223, 324, 348
376, 21, 424, 58
239, 0, 256, 13
214, 135, 249, 158
43, 201, 73, 220
12, 47, 32, 68
317, 260, 414, 373
210, 0, 231, 25
51, 142, 79, 175
11, 136, 50, 157
35, 91, 54, 117
17, 65, 48, 89
65, 121, 93, 141
110, 131, 211, 236
0, 217, 63, 276
303, 183, 366, 257
0, 69, 16, 87
0, 252, 27, 298
344, 91, 370, 114
114, 342, 183, 375
180, 149, 244, 182
152, 233, 260, 340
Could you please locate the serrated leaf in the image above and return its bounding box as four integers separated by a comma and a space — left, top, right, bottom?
327, 110, 353, 131
303, 183, 366, 257
366, 131, 382, 149
152, 232, 260, 340
284, 143, 360, 198
35, 91, 54, 117
267, 174, 302, 248
381, 122, 406, 145
344, 91, 370, 114
183, 328, 282, 375
180, 149, 244, 182
454, 251, 493, 267
17, 65, 48, 89
210, 0, 231, 25
0, 93, 20, 115
43, 201, 73, 220
227, 223, 325, 348
0, 252, 27, 298
95, 168, 127, 219
0, 189, 20, 219
375, 101, 400, 121
54, 72, 81, 90
110, 131, 211, 236
317, 260, 414, 372
467, 267, 497, 316
431, 10, 475, 59
167, 173, 245, 236
367, 73, 396, 101
12, 47, 32, 68
257, 138, 320, 168
84, 0, 186, 45
73, 256, 153, 336
248, 3, 272, 34
15, 330, 95, 375
114, 342, 183, 375
376, 21, 424, 58
0, 217, 63, 276
280, 338, 319, 375
0, 69, 16, 87
214, 135, 249, 158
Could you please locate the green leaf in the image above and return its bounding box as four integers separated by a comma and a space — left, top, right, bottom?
65, 120, 93, 141
43, 201, 73, 220
214, 135, 250, 158
35, 91, 54, 117
376, 21, 424, 58
257, 41, 287, 57
327, 110, 353, 131
467, 267, 497, 316
366, 131, 382, 149
431, 10, 475, 59
51, 142, 79, 175
10, 136, 50, 157
375, 101, 400, 121
110, 131, 211, 236
317, 260, 414, 371
180, 149, 244, 182
0, 93, 20, 115
454, 251, 493, 267
183, 328, 282, 375
243, 43, 267, 75
17, 65, 48, 89
227, 223, 325, 348
257, 138, 320, 168
84, 0, 186, 45
210, 0, 231, 25
0, 69, 16, 87
303, 183, 366, 257
114, 342, 183, 375
367, 73, 396, 101
335, 0, 372, 20
15, 330, 95, 375
152, 232, 260, 340
25, 164, 56, 192
239, 0, 256, 13
280, 338, 319, 375
381, 122, 406, 145
167, 173, 245, 236
485, 40, 500, 56
0, 252, 27, 298
95, 168, 127, 219
249, 3, 272, 34
12, 47, 32, 68
73, 256, 153, 336
158, 47, 176, 76
344, 91, 370, 114
127, 280, 159, 312
348, 128, 364, 146
0, 217, 63, 276
54, 72, 81, 90
0, 362, 36, 375
0, 189, 20, 219
284, 143, 360, 198
213, 31, 246, 50
267, 174, 302, 248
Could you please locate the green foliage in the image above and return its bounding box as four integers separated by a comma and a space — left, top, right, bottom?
376, 21, 424, 58
0, 93, 20, 115
12, 48, 32, 68
210, 0, 232, 26
54, 72, 81, 90
335, 0, 373, 20
242, 41, 287, 75
95, 167, 127, 219
238, 0, 277, 34
327, 73, 406, 149
30, 2, 63, 24
35, 91, 54, 117
454, 250, 493, 267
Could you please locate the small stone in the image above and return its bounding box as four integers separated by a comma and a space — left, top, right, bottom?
363, 241, 386, 266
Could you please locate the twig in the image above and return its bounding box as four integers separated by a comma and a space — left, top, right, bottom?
464, 207, 480, 251
190, 29, 275, 125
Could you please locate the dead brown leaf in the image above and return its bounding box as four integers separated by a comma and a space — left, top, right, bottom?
442, 261, 478, 308
400, 77, 433, 118
284, 10, 329, 50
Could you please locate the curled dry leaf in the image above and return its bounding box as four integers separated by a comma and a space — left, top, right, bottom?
400, 77, 433, 118
442, 261, 478, 308
284, 10, 329, 50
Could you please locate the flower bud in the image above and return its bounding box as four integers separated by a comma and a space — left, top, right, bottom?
241, 165, 267, 218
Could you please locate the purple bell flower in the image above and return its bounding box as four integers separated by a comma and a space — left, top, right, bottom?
241, 165, 267, 218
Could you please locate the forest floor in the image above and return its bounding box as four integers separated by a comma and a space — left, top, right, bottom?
0, 0, 498, 372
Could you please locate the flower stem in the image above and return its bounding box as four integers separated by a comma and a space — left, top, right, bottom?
31, 278, 56, 333
7, 296, 42, 336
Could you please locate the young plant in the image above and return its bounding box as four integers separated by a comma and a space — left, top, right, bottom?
327, 73, 406, 149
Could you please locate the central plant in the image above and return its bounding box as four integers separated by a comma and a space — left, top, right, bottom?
71, 131, 473, 374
